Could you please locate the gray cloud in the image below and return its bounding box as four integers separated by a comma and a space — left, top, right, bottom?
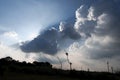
20, 22, 80, 55
59, 22, 80, 40
20, 28, 58, 54
75, 0, 120, 59
20, 0, 120, 70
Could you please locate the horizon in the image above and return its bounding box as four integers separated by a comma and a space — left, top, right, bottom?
0, 0, 120, 71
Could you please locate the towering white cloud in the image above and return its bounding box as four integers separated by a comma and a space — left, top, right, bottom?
71, 0, 120, 71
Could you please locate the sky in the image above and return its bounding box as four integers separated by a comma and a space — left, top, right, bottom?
0, 0, 120, 71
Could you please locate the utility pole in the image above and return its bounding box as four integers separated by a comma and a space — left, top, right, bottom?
111, 67, 114, 73
65, 52, 72, 70
107, 61, 109, 72
57, 56, 62, 69
70, 62, 72, 70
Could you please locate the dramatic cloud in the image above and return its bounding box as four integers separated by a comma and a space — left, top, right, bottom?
21, 28, 59, 54
20, 22, 80, 54
74, 0, 120, 59
59, 22, 80, 40
19, 0, 120, 70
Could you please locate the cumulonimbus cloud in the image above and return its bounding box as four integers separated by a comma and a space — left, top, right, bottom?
16, 0, 120, 71
74, 0, 120, 59
20, 23, 80, 54
20, 0, 120, 60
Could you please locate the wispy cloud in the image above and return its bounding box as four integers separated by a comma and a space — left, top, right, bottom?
3, 31, 18, 38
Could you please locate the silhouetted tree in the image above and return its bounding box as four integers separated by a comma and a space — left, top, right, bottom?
0, 65, 4, 77
33, 61, 52, 68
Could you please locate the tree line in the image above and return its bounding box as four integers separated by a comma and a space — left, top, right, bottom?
0, 56, 120, 80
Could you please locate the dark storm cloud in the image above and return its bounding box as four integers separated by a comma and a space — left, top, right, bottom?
20, 28, 58, 54
59, 22, 80, 40
20, 23, 80, 54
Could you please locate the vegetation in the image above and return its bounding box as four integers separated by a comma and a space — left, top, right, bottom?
0, 56, 120, 80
